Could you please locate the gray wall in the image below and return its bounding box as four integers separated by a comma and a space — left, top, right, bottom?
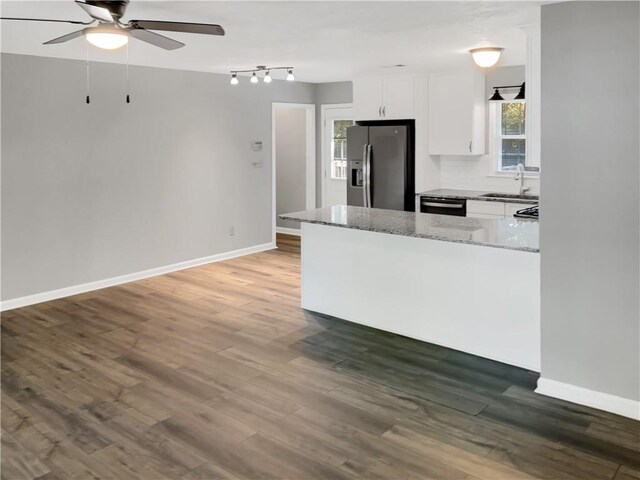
540, 2, 639, 401
315, 82, 353, 205
1, 53, 317, 301
275, 107, 307, 229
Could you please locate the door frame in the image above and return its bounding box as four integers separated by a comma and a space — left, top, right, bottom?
271, 102, 316, 243
320, 103, 354, 207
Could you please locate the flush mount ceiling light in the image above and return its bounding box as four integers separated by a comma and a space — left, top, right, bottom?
84, 25, 128, 49
229, 66, 295, 85
469, 47, 504, 68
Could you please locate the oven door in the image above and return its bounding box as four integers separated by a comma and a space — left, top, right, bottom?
419, 197, 467, 217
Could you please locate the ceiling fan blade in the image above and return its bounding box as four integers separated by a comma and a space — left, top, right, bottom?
0, 17, 92, 25
129, 28, 184, 50
129, 20, 224, 36
75, 1, 114, 23
43, 29, 85, 45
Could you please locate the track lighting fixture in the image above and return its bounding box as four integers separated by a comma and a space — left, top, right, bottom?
229, 66, 295, 85
489, 82, 526, 101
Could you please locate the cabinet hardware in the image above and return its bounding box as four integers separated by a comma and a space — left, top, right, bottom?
469, 141, 472, 152
382, 106, 386, 117
378, 106, 382, 117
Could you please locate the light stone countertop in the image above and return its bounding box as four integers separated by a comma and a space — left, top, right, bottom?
280, 206, 539, 253
416, 188, 539, 205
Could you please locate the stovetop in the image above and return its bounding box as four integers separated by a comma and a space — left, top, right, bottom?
514, 205, 539, 219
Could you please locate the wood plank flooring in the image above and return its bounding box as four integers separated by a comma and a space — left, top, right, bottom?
2, 233, 639, 479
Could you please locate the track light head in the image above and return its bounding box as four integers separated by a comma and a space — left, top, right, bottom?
230, 73, 238, 85
250, 72, 258, 84
263, 70, 272, 83
286, 68, 295, 81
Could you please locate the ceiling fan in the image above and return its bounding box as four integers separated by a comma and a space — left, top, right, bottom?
0, 0, 225, 50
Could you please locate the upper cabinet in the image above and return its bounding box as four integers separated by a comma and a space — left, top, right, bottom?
428, 72, 485, 156
353, 76, 415, 120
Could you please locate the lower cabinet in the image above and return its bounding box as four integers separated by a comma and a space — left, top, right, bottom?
467, 200, 532, 219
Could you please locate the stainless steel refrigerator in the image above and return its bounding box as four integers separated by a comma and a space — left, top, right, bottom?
346, 121, 415, 212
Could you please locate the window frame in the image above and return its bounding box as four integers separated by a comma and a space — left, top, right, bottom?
330, 119, 353, 180
489, 98, 540, 176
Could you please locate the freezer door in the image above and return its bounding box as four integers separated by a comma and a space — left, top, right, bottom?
369, 125, 407, 211
346, 126, 369, 207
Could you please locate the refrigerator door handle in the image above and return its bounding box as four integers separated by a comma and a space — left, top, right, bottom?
365, 144, 372, 207
361, 144, 368, 206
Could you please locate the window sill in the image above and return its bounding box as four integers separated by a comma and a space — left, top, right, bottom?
487, 173, 541, 179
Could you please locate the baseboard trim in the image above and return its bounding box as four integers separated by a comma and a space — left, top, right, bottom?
0, 242, 276, 312
536, 377, 640, 420
276, 227, 301, 237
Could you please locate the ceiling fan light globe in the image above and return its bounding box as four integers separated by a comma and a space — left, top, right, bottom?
85, 31, 128, 49
469, 47, 504, 68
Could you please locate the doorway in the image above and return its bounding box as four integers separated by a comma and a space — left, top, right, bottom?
321, 104, 354, 207
271, 103, 316, 241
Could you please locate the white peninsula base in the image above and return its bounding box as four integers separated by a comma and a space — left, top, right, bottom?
301, 222, 541, 371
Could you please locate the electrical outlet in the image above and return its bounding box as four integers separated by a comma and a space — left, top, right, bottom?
229, 226, 235, 236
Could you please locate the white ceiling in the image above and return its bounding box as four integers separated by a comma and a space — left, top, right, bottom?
0, 1, 543, 83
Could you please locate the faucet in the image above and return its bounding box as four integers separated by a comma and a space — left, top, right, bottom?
515, 163, 530, 195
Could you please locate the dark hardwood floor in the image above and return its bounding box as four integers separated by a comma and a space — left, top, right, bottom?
2, 233, 639, 479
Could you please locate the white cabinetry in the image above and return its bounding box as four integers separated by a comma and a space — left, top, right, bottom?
353, 76, 415, 120
467, 200, 533, 219
428, 72, 485, 155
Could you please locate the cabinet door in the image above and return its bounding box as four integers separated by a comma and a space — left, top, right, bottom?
467, 212, 503, 219
466, 200, 505, 217
353, 77, 383, 120
428, 73, 485, 155
382, 77, 415, 119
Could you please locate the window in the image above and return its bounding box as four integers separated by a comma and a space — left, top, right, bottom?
495, 100, 533, 173
331, 119, 353, 180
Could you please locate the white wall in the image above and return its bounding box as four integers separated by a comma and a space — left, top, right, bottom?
539, 1, 639, 414
275, 107, 308, 230
439, 65, 540, 195
0, 53, 316, 303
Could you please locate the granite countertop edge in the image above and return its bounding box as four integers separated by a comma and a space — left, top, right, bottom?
416, 189, 539, 205
279, 214, 539, 254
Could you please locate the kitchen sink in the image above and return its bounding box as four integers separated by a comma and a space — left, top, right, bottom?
480, 193, 539, 200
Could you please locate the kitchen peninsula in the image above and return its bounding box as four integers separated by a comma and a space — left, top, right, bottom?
280, 206, 540, 371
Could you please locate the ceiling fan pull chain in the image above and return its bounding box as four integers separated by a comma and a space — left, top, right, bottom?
125, 42, 130, 104
85, 42, 90, 104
